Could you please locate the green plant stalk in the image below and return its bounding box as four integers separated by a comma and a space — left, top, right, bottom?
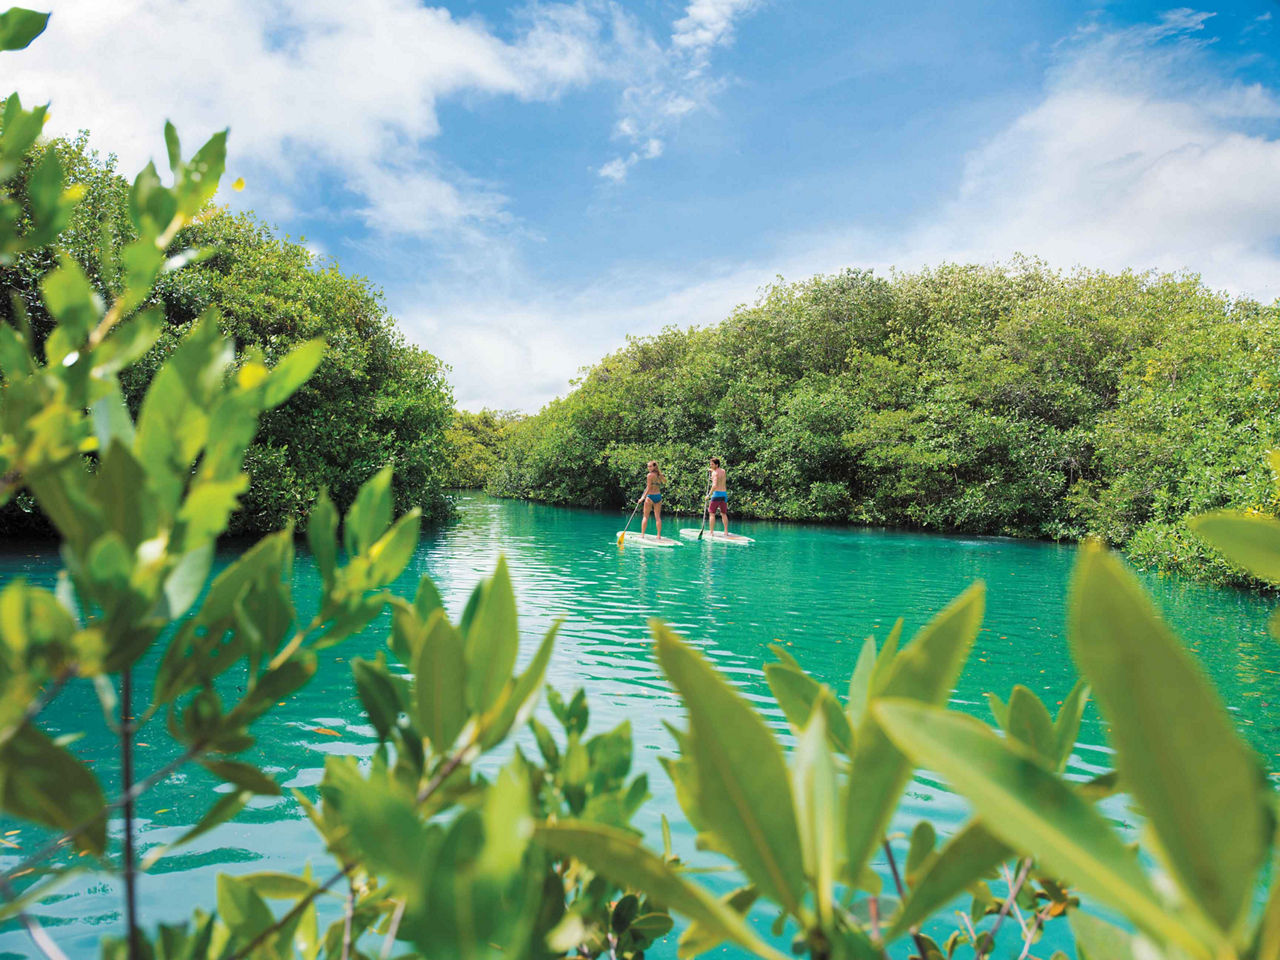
974, 857, 1032, 960
228, 740, 477, 960
882, 839, 931, 960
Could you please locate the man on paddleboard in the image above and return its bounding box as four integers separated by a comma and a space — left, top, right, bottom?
640, 461, 667, 539
707, 457, 729, 537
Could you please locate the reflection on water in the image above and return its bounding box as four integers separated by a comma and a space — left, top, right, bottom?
1, 496, 1276, 959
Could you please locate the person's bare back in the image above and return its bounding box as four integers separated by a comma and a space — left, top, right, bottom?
640, 461, 666, 538
707, 457, 729, 534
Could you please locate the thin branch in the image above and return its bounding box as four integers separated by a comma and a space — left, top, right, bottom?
340, 885, 354, 960
0, 875, 70, 960
975, 858, 1033, 960
0, 742, 205, 890
227, 863, 350, 960
882, 839, 932, 960
19, 907, 70, 960
230, 742, 476, 960
868, 897, 881, 941
1017, 907, 1051, 960
1000, 863, 1031, 937
415, 739, 473, 805
380, 899, 406, 959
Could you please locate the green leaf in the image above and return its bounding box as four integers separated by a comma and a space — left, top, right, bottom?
765, 660, 854, 754
1190, 511, 1280, 583
1071, 912, 1137, 960
466, 556, 519, 714
201, 760, 280, 796
344, 464, 393, 556
1005, 685, 1056, 764
905, 820, 936, 883
306, 489, 338, 588
263, 338, 325, 408
414, 572, 444, 621
889, 820, 1010, 938
235, 872, 317, 899
874, 700, 1208, 956
1070, 542, 1268, 935
846, 636, 877, 727
414, 609, 468, 754
1053, 679, 1089, 772
653, 622, 805, 914
216, 872, 276, 945
0, 8, 48, 51
0, 722, 105, 854
353, 655, 402, 741
479, 620, 560, 750
844, 583, 984, 889
791, 697, 837, 925
535, 820, 789, 960
368, 509, 421, 586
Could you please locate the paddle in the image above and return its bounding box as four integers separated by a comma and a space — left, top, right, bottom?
696, 475, 713, 541
617, 494, 644, 548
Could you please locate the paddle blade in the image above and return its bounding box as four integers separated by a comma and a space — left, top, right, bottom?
617, 532, 625, 548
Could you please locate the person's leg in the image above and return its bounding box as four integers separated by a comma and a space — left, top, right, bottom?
655, 501, 662, 540
641, 497, 650, 537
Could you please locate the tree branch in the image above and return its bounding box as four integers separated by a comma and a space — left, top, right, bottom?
975, 858, 1033, 960
882, 839, 932, 960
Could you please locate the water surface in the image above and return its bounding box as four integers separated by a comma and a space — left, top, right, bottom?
2, 495, 1277, 958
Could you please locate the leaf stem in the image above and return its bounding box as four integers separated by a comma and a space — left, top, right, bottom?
230, 744, 474, 960
0, 742, 205, 891
975, 858, 1032, 960
882, 839, 932, 960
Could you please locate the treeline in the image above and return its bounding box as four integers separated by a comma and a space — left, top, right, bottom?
443, 408, 521, 488
490, 261, 1280, 586
1, 132, 454, 535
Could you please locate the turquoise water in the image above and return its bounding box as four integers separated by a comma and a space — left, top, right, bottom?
1, 494, 1278, 958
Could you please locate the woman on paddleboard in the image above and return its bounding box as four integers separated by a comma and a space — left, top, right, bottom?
640, 461, 666, 540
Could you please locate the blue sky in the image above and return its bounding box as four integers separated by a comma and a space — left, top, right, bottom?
14, 0, 1280, 409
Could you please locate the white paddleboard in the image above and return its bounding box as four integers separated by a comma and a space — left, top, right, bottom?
679, 528, 755, 545
617, 531, 682, 548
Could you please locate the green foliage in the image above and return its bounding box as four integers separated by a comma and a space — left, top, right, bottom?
6, 10, 1280, 960
444, 408, 522, 488
491, 262, 1280, 587
0, 130, 454, 537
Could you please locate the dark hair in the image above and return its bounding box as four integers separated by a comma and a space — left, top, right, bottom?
709, 457, 720, 467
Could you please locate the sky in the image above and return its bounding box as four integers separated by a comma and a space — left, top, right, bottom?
9, 0, 1280, 411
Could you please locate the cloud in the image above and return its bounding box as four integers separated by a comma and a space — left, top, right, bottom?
604, 0, 761, 180
909, 8, 1280, 300
672, 0, 759, 65
596, 137, 664, 182
425, 7, 1280, 410
15, 0, 604, 237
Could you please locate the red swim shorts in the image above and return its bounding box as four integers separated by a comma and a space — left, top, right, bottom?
709, 498, 728, 516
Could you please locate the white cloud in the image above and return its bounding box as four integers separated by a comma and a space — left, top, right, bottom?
15, 0, 603, 237
672, 0, 759, 64
422, 8, 1280, 410
603, 0, 761, 180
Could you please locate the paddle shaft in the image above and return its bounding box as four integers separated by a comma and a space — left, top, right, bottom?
696, 475, 713, 540
619, 493, 644, 541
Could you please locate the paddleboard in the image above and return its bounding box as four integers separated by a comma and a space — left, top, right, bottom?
617, 532, 682, 548
679, 528, 755, 545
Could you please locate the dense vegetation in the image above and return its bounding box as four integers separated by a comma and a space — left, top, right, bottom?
443, 408, 521, 488
490, 263, 1280, 586
8, 9, 1280, 960
0, 131, 454, 536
